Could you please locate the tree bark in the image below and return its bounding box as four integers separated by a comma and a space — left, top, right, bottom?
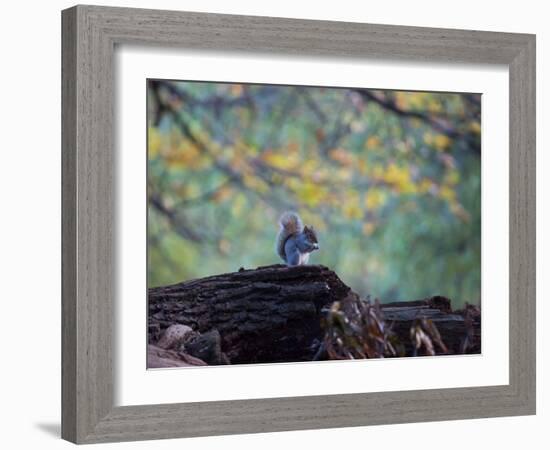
149, 264, 350, 363
148, 264, 480, 364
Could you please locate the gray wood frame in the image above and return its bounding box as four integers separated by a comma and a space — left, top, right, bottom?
62, 4, 536, 444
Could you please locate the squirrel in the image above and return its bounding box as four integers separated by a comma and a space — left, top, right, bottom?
276, 211, 319, 266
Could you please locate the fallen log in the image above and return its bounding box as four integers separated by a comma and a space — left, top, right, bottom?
380, 297, 480, 355
148, 264, 480, 365
149, 264, 350, 364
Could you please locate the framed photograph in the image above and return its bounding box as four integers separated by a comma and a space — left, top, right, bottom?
62, 5, 536, 444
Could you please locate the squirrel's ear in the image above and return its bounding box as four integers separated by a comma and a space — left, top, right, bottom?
304, 225, 318, 242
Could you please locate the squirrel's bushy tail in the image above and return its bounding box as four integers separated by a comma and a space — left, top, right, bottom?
276, 211, 303, 262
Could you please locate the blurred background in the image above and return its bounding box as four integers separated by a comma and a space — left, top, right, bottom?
147, 80, 481, 308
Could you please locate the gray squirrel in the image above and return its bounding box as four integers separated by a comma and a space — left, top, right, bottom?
276, 211, 319, 266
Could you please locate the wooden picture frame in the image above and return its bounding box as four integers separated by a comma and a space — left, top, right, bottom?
61, 5, 536, 444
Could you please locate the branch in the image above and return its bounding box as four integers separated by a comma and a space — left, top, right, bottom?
357, 89, 480, 155
148, 192, 204, 243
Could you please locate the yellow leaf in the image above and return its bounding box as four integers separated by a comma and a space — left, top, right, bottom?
342, 191, 363, 219
469, 121, 481, 134
165, 142, 207, 169
261, 150, 298, 170
365, 136, 381, 150
242, 174, 269, 193
395, 92, 409, 110
433, 134, 452, 151
439, 185, 456, 201
343, 203, 363, 220
428, 100, 443, 113
365, 189, 387, 210
383, 163, 410, 186
147, 127, 162, 158
294, 182, 326, 207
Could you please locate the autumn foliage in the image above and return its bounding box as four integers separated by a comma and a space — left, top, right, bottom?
147, 80, 481, 307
